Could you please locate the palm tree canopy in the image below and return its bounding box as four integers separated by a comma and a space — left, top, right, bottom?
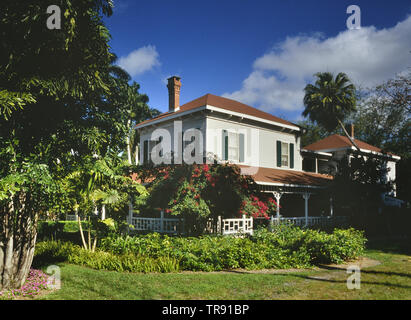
303, 72, 357, 132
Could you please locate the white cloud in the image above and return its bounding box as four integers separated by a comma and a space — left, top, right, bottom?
117, 45, 160, 77
223, 16, 411, 113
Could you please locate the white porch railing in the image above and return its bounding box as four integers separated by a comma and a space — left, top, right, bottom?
206, 215, 253, 236
221, 215, 253, 235
130, 211, 183, 234
129, 213, 347, 235
273, 216, 348, 228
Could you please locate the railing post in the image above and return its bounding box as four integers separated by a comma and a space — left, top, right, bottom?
302, 193, 310, 227
160, 210, 164, 233
128, 202, 133, 225
180, 217, 185, 235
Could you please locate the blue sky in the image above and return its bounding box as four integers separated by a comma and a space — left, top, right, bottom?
104, 0, 411, 122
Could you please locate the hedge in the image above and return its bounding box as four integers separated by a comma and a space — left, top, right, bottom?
33, 224, 366, 273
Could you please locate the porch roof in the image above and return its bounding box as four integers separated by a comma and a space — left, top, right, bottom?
238, 165, 333, 188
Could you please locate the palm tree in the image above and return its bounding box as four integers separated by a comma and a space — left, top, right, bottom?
303, 72, 360, 151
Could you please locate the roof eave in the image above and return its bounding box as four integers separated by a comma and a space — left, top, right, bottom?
135, 104, 300, 132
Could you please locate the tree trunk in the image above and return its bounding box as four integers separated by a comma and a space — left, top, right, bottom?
0, 193, 38, 290
78, 215, 88, 250
126, 119, 132, 165
336, 118, 362, 152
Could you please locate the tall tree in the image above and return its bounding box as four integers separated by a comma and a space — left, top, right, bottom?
302, 72, 359, 149
0, 0, 149, 290
351, 71, 410, 202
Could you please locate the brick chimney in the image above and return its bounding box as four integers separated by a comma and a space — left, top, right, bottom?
167, 76, 181, 112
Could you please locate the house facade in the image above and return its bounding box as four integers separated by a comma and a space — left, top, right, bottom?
134, 76, 402, 223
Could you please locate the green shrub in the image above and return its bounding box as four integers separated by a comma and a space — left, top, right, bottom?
33, 240, 180, 273
35, 225, 366, 272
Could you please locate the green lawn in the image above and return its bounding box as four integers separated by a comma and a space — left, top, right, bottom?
35, 239, 411, 300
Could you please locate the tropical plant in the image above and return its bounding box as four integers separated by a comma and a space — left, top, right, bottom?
63, 152, 148, 251
302, 72, 359, 149
0, 0, 151, 290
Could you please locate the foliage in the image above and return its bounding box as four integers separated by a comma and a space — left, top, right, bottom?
329, 152, 393, 226
98, 225, 366, 271
33, 241, 179, 273
0, 0, 154, 290
136, 163, 279, 234
351, 71, 411, 202
0, 269, 50, 299
303, 72, 357, 133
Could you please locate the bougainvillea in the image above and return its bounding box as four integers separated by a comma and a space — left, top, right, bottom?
137, 163, 279, 232
0, 269, 49, 299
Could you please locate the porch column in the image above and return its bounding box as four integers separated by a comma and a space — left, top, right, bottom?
302, 192, 310, 227
273, 191, 283, 221
330, 197, 334, 217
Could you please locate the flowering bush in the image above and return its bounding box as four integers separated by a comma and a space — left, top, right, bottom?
0, 269, 49, 299
138, 163, 279, 233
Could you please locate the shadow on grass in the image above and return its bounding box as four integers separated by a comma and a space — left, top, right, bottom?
292, 274, 411, 290
366, 237, 411, 256
315, 264, 411, 279
31, 254, 68, 269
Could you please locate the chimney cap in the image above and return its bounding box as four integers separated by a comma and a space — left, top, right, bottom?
167, 75, 181, 81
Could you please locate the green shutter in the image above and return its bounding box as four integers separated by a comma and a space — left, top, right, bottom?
143, 140, 148, 164
290, 143, 294, 169
239, 133, 245, 163
222, 130, 228, 160
276, 140, 282, 167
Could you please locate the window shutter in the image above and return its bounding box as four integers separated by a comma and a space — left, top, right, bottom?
222, 130, 228, 160
143, 140, 149, 164
239, 133, 245, 163
276, 140, 282, 167
290, 143, 294, 169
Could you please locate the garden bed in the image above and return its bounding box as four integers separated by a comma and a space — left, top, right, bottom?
33, 225, 367, 273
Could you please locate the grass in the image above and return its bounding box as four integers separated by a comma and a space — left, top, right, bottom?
32, 238, 411, 300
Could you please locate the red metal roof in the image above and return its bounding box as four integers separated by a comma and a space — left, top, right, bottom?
136, 94, 298, 128
304, 134, 385, 154
132, 165, 332, 187
238, 165, 332, 186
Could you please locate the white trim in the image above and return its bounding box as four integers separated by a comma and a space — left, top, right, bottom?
205, 105, 300, 131
135, 104, 300, 132
135, 106, 207, 130
301, 149, 333, 157
305, 146, 400, 160
256, 181, 326, 189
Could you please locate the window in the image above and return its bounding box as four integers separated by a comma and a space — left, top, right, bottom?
281, 142, 289, 167
277, 141, 294, 168
228, 132, 239, 161
223, 130, 245, 163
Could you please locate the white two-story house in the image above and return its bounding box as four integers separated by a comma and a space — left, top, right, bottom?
135, 76, 335, 221
134, 76, 402, 222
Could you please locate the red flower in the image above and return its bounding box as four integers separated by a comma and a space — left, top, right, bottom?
203, 164, 209, 172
